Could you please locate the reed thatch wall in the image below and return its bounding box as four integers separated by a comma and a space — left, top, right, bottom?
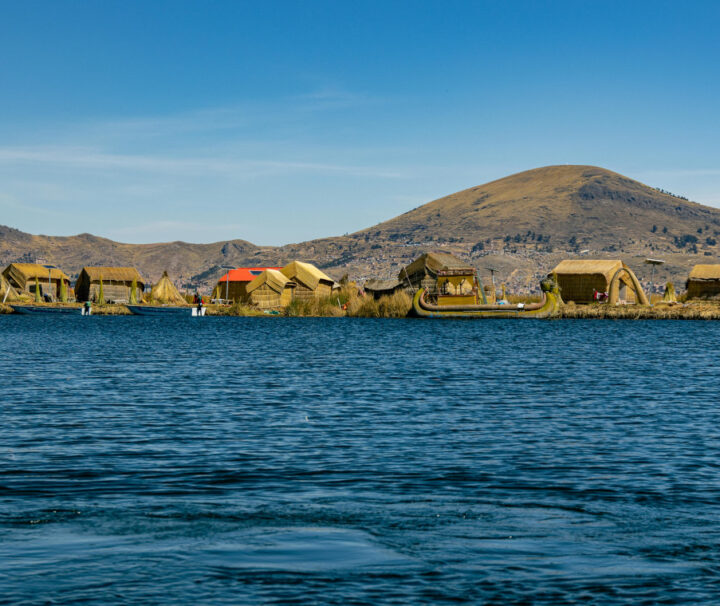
687, 264, 720, 298
75, 267, 145, 302
213, 281, 249, 301
246, 269, 294, 308
280, 261, 334, 299
248, 283, 294, 308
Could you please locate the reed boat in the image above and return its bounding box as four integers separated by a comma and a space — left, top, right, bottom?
412, 278, 562, 319
11, 305, 79, 315
126, 305, 191, 316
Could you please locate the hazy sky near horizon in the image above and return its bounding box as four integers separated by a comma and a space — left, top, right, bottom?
1, 0, 719, 245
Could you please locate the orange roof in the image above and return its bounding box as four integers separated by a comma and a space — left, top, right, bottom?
218, 267, 281, 283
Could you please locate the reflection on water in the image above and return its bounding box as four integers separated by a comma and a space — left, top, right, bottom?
1, 315, 720, 604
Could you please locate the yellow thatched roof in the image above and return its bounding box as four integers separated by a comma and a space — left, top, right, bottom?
150, 271, 186, 304
79, 266, 145, 284
401, 252, 474, 279
551, 259, 624, 281
280, 261, 333, 290
3, 263, 69, 282
688, 264, 720, 281
246, 269, 292, 294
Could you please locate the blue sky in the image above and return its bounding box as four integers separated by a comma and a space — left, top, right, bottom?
1, 1, 719, 245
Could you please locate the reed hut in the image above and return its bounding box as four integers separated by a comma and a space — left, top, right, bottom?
364, 278, 404, 300
213, 267, 281, 301
551, 259, 649, 305
686, 265, 720, 299
2, 263, 70, 300
246, 269, 295, 309
149, 271, 186, 304
0, 274, 20, 302
399, 252, 476, 291
400, 252, 479, 305
279, 261, 334, 300
74, 266, 145, 303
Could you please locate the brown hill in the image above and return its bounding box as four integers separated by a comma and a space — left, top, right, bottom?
360, 165, 720, 250
2, 165, 719, 292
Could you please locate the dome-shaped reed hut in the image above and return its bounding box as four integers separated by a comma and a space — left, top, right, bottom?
279, 261, 333, 300
686, 265, 720, 299
246, 269, 295, 309
550, 259, 649, 305
74, 266, 145, 303
149, 271, 186, 304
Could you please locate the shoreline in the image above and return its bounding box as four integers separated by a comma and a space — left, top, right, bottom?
4, 300, 720, 319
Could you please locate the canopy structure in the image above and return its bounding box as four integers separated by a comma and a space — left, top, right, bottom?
686, 264, 720, 299
551, 259, 648, 305
149, 271, 186, 304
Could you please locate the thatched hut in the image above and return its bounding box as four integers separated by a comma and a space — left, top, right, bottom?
364, 278, 404, 300
213, 267, 281, 301
400, 252, 479, 305
74, 266, 145, 303
2, 263, 70, 300
0, 274, 20, 302
399, 252, 476, 291
246, 269, 295, 309
149, 271, 186, 304
551, 259, 649, 305
280, 261, 334, 300
686, 265, 720, 299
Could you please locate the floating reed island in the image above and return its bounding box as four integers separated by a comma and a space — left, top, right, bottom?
4, 255, 720, 319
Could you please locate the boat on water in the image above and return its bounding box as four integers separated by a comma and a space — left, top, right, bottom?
412, 278, 562, 319
126, 305, 193, 316
11, 305, 80, 315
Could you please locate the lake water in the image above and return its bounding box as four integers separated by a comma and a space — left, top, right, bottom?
1, 315, 719, 604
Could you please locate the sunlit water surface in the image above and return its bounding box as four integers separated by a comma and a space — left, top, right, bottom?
1, 315, 719, 604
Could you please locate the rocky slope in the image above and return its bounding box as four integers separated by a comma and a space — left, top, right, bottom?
2, 165, 719, 292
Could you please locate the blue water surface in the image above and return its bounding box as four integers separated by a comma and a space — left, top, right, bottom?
1, 315, 719, 604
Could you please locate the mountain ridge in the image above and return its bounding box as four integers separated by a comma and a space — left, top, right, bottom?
2, 165, 720, 292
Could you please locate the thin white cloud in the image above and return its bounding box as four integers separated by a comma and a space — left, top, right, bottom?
0, 146, 406, 179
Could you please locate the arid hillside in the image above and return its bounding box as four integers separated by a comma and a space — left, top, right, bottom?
2, 165, 719, 292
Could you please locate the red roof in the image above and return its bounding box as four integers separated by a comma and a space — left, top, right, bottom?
218, 267, 281, 283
